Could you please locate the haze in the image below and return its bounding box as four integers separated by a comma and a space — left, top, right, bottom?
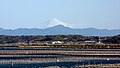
0, 0, 120, 29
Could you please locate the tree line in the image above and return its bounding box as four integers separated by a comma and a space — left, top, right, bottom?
0, 35, 119, 44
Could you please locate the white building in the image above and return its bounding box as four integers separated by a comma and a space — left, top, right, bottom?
84, 41, 96, 44
52, 41, 63, 44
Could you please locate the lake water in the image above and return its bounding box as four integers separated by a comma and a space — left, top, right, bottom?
0, 60, 120, 68
0, 47, 120, 68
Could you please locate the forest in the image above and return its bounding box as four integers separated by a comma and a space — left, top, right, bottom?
0, 34, 119, 44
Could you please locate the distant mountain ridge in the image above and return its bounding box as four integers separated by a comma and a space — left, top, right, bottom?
0, 25, 120, 36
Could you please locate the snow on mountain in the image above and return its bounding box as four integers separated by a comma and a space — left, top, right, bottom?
47, 18, 72, 28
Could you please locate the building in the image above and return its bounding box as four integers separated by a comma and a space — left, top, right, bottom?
52, 41, 63, 44
84, 41, 96, 44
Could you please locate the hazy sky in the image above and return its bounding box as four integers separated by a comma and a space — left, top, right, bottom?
0, 0, 120, 29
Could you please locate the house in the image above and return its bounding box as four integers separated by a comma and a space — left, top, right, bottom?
52, 41, 63, 44
84, 41, 96, 44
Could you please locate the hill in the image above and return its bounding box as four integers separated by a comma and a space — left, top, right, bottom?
0, 25, 120, 36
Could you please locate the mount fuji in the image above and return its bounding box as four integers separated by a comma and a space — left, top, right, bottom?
47, 18, 72, 28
